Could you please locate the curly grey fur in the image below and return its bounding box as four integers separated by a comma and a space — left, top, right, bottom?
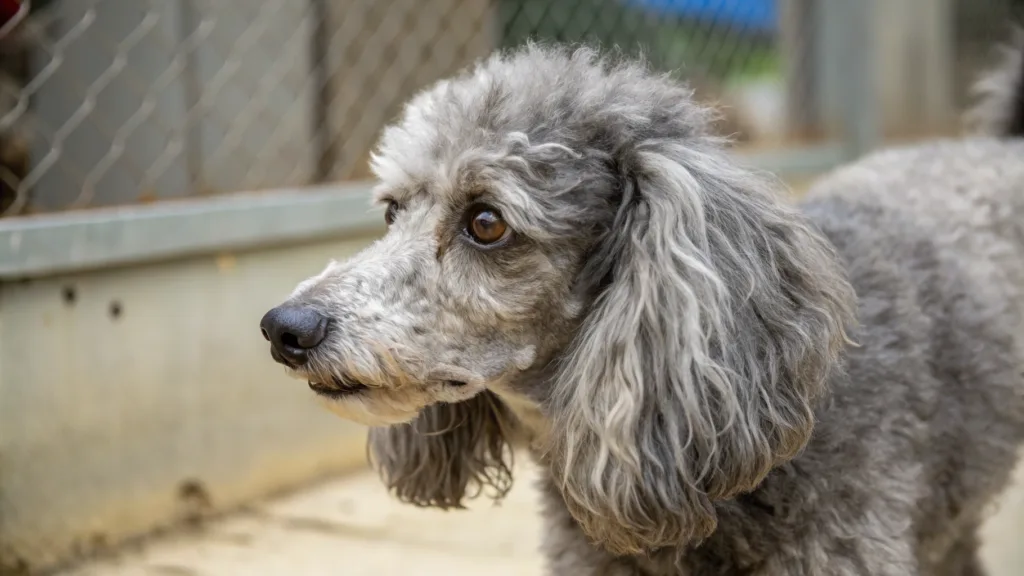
967, 27, 1024, 137
268, 43, 1024, 575
368, 391, 517, 509
545, 114, 855, 556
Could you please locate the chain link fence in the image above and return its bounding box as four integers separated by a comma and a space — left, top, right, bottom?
0, 0, 1019, 218
0, 0, 831, 219
0, 0, 497, 217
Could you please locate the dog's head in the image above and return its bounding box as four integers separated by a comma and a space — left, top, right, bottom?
261, 45, 856, 554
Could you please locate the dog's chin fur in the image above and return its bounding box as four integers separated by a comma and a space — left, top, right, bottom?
271, 36, 1024, 575
314, 392, 422, 426
309, 379, 490, 427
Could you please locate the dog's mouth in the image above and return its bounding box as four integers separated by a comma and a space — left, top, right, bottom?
308, 376, 370, 399
307, 376, 469, 399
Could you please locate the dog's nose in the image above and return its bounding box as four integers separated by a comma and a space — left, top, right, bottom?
260, 306, 328, 366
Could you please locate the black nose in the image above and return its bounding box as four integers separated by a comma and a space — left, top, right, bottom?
260, 306, 329, 367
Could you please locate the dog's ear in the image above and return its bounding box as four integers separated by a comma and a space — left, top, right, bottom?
546, 140, 856, 554
368, 391, 516, 509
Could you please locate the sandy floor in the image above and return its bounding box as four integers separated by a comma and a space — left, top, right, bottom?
60, 459, 1024, 576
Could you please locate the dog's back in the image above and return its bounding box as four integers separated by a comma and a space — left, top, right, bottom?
778, 35, 1024, 575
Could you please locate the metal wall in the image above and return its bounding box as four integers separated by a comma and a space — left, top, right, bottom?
1, 229, 376, 571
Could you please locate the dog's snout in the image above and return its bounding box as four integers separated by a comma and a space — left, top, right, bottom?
260, 306, 328, 366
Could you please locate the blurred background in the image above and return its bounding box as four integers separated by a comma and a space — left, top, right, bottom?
0, 0, 1023, 574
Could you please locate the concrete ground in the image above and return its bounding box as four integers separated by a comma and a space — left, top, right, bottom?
61, 459, 1024, 576
60, 462, 546, 576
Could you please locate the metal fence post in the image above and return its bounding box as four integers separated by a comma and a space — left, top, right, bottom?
842, 0, 879, 160
177, 0, 203, 192
309, 0, 332, 183
780, 0, 820, 140
812, 0, 877, 162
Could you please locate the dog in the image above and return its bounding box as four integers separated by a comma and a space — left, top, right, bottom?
260, 38, 1024, 575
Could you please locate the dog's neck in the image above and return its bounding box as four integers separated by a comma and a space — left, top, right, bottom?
491, 383, 550, 447
487, 364, 555, 450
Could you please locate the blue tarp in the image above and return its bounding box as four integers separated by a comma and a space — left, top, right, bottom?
620, 0, 777, 32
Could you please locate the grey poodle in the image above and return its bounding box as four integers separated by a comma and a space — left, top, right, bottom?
260, 36, 1024, 575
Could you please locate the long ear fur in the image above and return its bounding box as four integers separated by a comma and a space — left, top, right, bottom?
546, 140, 857, 554
368, 391, 517, 509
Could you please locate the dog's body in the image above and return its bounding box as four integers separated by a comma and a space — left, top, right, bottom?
262, 39, 1024, 575
543, 139, 1024, 575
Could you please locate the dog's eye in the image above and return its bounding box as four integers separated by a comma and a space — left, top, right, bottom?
465, 205, 511, 246
384, 201, 400, 226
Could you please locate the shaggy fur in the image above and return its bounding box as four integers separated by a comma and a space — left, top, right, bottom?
264, 40, 1024, 575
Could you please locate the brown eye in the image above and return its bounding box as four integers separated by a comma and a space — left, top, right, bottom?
466, 206, 510, 246
384, 201, 400, 226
